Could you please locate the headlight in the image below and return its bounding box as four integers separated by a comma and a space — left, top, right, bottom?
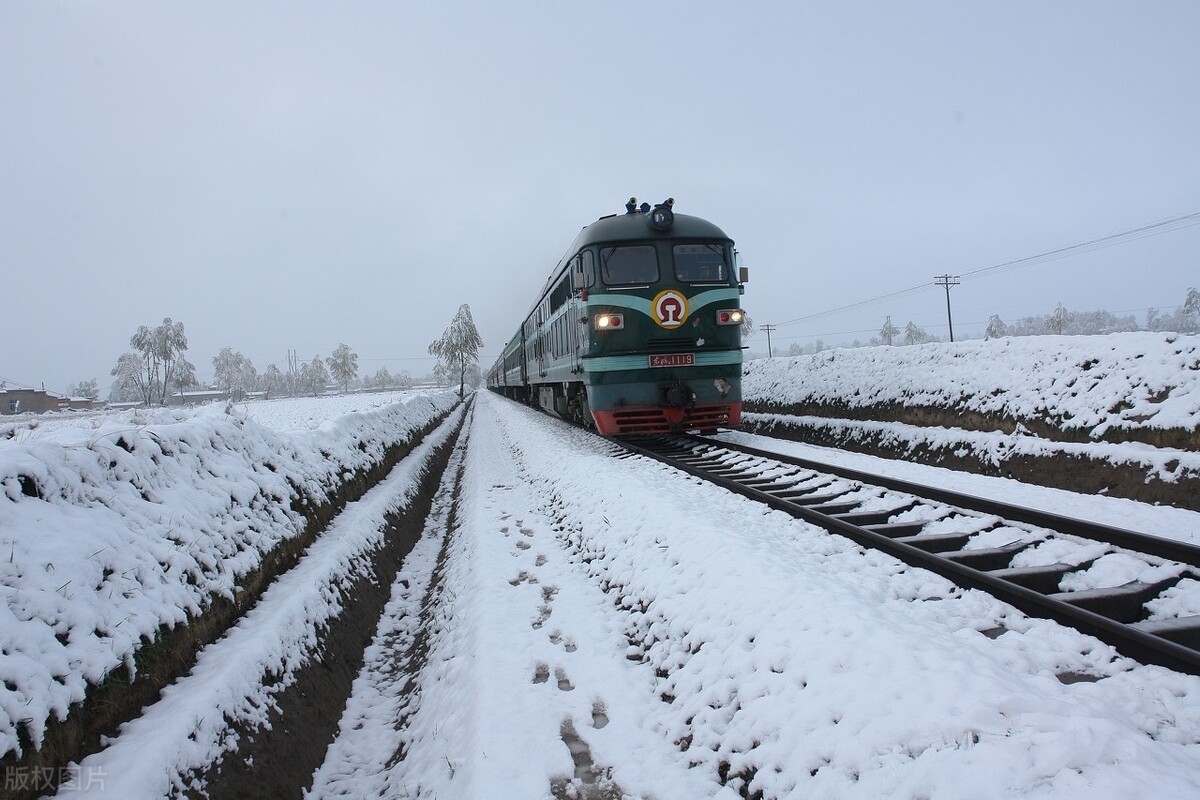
648, 199, 674, 231
595, 312, 624, 330
716, 309, 744, 325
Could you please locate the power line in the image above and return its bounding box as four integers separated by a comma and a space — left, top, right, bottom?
771, 210, 1200, 330
774, 282, 935, 328
958, 211, 1200, 281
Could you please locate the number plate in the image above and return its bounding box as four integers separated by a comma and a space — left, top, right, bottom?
648, 353, 695, 368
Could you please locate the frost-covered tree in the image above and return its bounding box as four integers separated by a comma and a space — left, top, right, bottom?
428, 304, 484, 399
366, 367, 393, 389
879, 316, 899, 346
68, 379, 99, 400
212, 347, 258, 397
394, 369, 413, 389
172, 356, 198, 400
110, 352, 147, 403
261, 364, 284, 399
984, 314, 1008, 339
1144, 288, 1200, 334
1047, 303, 1070, 335
326, 343, 358, 391
300, 356, 330, 396
1185, 287, 1200, 315
430, 362, 452, 388
112, 317, 191, 405
902, 321, 928, 345
1183, 287, 1200, 333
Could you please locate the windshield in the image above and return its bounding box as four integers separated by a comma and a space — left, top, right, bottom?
673, 243, 728, 282
600, 245, 659, 286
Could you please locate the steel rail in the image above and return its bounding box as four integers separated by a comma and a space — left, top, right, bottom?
679, 433, 1200, 567
616, 436, 1200, 677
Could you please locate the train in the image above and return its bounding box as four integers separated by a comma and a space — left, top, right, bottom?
487, 197, 748, 435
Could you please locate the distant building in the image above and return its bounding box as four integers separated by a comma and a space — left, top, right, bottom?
1, 387, 96, 415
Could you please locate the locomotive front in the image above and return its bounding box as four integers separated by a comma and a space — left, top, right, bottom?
577, 198, 747, 435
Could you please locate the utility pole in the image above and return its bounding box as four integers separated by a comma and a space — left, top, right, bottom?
934, 274, 960, 342
761, 324, 776, 358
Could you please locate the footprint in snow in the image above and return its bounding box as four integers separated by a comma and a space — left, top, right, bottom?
547, 630, 577, 653
508, 571, 537, 586
591, 701, 609, 729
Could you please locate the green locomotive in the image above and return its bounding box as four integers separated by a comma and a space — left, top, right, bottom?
487, 198, 748, 435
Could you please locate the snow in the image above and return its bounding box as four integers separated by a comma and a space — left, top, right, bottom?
0, 391, 456, 760
745, 332, 1200, 440
58, 402, 466, 798
302, 393, 1200, 798
1, 336, 1199, 797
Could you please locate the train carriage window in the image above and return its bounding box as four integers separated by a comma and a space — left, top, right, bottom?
673, 243, 729, 283
550, 274, 571, 312
600, 245, 658, 286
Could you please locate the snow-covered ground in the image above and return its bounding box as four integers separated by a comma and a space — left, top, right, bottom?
0, 391, 457, 765
303, 392, 1200, 799
744, 332, 1200, 441
4, 348, 1200, 798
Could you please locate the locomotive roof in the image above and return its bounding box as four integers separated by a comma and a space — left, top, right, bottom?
570, 211, 732, 250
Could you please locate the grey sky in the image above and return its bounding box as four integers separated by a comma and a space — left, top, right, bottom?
2, 1, 1198, 393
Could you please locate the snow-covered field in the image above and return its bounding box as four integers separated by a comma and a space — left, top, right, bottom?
4, 339, 1200, 798
744, 332, 1200, 441
241, 389, 437, 432
0, 391, 457, 766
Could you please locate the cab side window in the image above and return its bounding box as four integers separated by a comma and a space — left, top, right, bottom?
581, 251, 595, 287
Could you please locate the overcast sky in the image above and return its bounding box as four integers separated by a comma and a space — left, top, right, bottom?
2, 1, 1198, 394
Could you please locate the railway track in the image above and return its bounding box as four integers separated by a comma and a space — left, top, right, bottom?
617, 433, 1200, 676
